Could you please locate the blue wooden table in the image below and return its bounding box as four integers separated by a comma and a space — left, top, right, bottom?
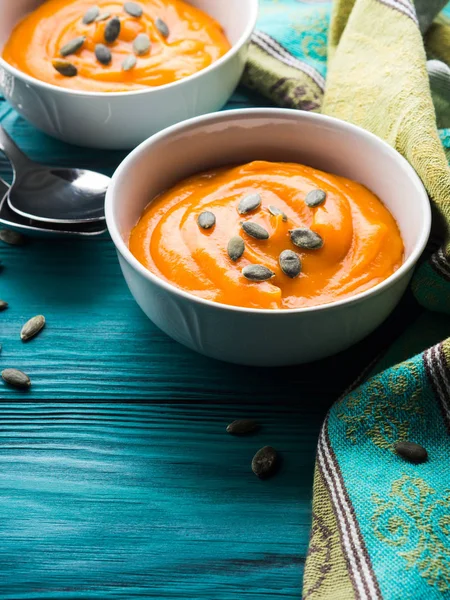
0, 89, 420, 599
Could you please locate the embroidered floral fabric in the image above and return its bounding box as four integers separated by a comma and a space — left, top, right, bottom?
244, 1, 450, 598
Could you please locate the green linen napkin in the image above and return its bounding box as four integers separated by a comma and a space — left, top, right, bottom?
245, 1, 450, 598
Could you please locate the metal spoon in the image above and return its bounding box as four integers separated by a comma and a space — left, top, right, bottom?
0, 178, 107, 238
0, 126, 109, 225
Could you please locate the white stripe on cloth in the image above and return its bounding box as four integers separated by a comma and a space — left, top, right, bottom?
375, 0, 419, 25
251, 30, 326, 92
318, 425, 382, 600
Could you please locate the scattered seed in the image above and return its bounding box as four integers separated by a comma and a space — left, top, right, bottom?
226, 419, 260, 435
82, 5, 100, 24
252, 446, 278, 479
0, 229, 26, 245
95, 11, 111, 22
124, 1, 143, 17
227, 236, 245, 261
2, 368, 31, 390
241, 222, 269, 240
305, 189, 326, 207
197, 211, 216, 230
268, 205, 287, 221
52, 59, 78, 77
279, 250, 301, 278
60, 36, 86, 57
133, 33, 151, 55
104, 16, 121, 43
238, 193, 261, 215
95, 44, 112, 65
242, 265, 275, 282
122, 54, 137, 71
289, 228, 323, 250
394, 441, 428, 464
155, 16, 170, 38
0, 300, 8, 312
20, 315, 46, 342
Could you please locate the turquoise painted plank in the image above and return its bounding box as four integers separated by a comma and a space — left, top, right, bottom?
0, 402, 318, 600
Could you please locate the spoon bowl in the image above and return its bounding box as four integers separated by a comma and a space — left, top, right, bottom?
0, 179, 107, 237
0, 126, 109, 224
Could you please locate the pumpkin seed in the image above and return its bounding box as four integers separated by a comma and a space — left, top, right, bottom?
241, 222, 269, 240
95, 11, 111, 21
60, 36, 86, 57
0, 229, 26, 245
279, 250, 301, 278
289, 228, 323, 250
268, 205, 287, 221
20, 315, 45, 342
52, 59, 78, 77
394, 441, 428, 464
155, 16, 170, 38
252, 446, 278, 479
133, 33, 151, 55
197, 211, 216, 230
2, 368, 31, 390
82, 5, 100, 24
305, 189, 326, 207
242, 265, 275, 282
124, 1, 143, 17
238, 193, 261, 215
226, 419, 260, 435
0, 300, 8, 312
122, 54, 137, 71
227, 236, 245, 261
95, 44, 112, 65
104, 16, 121, 43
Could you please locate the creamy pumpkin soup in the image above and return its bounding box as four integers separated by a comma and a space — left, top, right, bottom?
3, 0, 231, 92
129, 161, 404, 310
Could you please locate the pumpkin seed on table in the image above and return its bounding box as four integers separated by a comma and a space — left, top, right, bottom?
238, 193, 261, 215
289, 227, 323, 250
394, 441, 428, 464
60, 36, 86, 57
82, 5, 100, 24
226, 419, 260, 435
305, 189, 327, 207
95, 44, 112, 65
52, 59, 78, 77
0, 300, 8, 312
133, 33, 151, 56
122, 55, 137, 71
268, 205, 287, 221
20, 315, 45, 342
104, 16, 121, 43
155, 16, 170, 38
252, 446, 278, 479
0, 229, 26, 245
242, 265, 275, 282
2, 368, 31, 390
241, 221, 269, 240
227, 236, 245, 261
279, 250, 301, 278
197, 211, 216, 230
124, 1, 143, 17
95, 12, 111, 22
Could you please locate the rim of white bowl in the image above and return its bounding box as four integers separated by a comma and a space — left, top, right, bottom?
106, 108, 432, 316
0, 0, 259, 98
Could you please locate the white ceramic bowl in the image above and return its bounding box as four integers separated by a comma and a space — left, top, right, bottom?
106, 109, 431, 366
0, 0, 257, 149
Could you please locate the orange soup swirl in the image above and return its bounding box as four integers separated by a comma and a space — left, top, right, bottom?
3, 0, 231, 92
129, 161, 404, 310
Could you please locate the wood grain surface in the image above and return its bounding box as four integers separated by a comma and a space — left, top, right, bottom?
0, 89, 422, 598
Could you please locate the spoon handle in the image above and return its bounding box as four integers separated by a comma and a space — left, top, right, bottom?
0, 125, 31, 170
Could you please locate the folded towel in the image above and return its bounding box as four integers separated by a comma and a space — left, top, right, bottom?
244, 1, 450, 597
